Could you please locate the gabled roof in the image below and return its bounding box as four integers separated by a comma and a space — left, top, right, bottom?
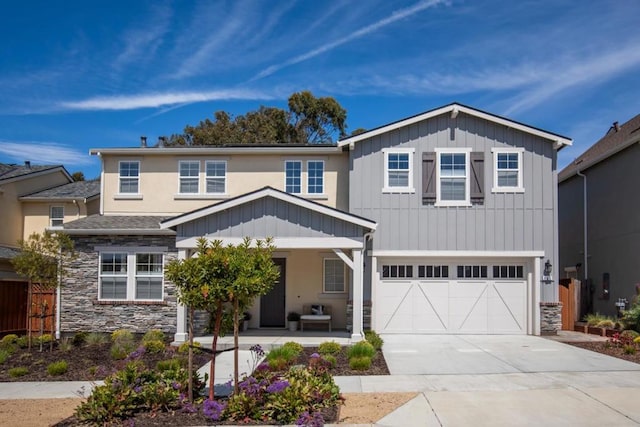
559, 113, 640, 182
338, 102, 572, 149
63, 215, 174, 235
0, 163, 72, 184
160, 186, 377, 231
20, 180, 100, 201
90, 144, 343, 156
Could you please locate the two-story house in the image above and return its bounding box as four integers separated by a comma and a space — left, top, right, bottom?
60, 103, 571, 341
0, 162, 99, 336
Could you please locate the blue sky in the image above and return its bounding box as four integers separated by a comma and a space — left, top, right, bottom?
1, 0, 639, 179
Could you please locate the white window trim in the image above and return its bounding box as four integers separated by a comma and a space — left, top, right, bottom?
491, 147, 525, 193
49, 205, 64, 228
98, 249, 165, 302
117, 160, 140, 196
382, 148, 415, 193
284, 160, 303, 194
178, 160, 200, 194
307, 160, 325, 196
323, 258, 346, 293
435, 147, 472, 207
205, 160, 228, 195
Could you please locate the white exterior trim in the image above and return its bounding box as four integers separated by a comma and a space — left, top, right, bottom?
370, 250, 545, 258
90, 146, 343, 156
178, 160, 201, 195
491, 147, 525, 193
435, 147, 472, 207
161, 187, 377, 231
176, 236, 365, 249
64, 229, 175, 235
382, 148, 415, 193
338, 103, 572, 148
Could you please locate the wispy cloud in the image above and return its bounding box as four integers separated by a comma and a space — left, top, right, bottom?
250, 0, 447, 81
59, 88, 275, 111
0, 141, 93, 165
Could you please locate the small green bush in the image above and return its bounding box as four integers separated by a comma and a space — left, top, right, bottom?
58, 338, 74, 352
349, 356, 372, 370
111, 329, 134, 343
364, 330, 384, 350
624, 344, 637, 355
267, 357, 290, 371
177, 341, 201, 354
85, 332, 108, 346
9, 367, 29, 378
1, 334, 18, 346
72, 331, 88, 346
596, 319, 616, 329
584, 313, 608, 327
281, 341, 304, 356
621, 303, 640, 332
143, 339, 165, 354
0, 349, 9, 364
35, 334, 53, 345
621, 330, 640, 340
318, 341, 342, 355
267, 345, 299, 362
16, 336, 28, 348
110, 341, 135, 360
156, 358, 183, 372
347, 341, 375, 359
322, 354, 337, 368
142, 329, 165, 343
47, 360, 69, 376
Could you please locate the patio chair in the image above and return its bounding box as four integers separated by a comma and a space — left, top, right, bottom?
300, 304, 332, 332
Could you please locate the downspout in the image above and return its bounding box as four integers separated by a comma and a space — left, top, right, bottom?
576, 170, 588, 281
360, 231, 374, 337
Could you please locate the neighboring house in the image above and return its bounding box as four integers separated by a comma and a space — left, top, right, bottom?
61, 102, 571, 341
0, 162, 99, 336
559, 114, 640, 318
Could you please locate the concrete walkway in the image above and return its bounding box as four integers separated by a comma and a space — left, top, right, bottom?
3, 332, 640, 426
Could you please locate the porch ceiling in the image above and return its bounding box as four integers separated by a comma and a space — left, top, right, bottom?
175, 236, 365, 249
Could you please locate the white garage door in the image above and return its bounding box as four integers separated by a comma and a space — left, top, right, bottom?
374, 279, 527, 334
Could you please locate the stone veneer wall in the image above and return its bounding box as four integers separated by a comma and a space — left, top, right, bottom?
346, 300, 372, 332
540, 302, 563, 335
61, 235, 178, 334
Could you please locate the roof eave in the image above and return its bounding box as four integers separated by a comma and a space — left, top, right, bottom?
559, 137, 640, 183
90, 146, 343, 156
63, 229, 176, 236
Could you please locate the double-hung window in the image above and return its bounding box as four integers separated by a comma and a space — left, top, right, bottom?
323, 259, 345, 293
179, 161, 200, 194
205, 160, 226, 194
435, 148, 471, 206
307, 161, 324, 194
99, 250, 164, 301
492, 148, 524, 192
382, 148, 414, 193
285, 160, 302, 194
119, 161, 140, 194
50, 206, 64, 227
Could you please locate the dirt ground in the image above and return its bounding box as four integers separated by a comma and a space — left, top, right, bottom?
0, 393, 416, 426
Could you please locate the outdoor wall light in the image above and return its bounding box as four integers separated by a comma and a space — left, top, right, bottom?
542, 259, 553, 284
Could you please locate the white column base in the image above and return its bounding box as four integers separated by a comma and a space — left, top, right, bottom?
350, 333, 364, 342
173, 332, 188, 343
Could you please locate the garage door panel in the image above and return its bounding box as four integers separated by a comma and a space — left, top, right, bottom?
376, 282, 412, 331
488, 281, 526, 333
414, 282, 448, 332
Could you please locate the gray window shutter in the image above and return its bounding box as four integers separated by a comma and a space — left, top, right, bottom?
470, 151, 484, 203
422, 152, 436, 204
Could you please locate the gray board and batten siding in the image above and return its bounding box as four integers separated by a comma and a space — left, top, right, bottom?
175, 195, 368, 240
348, 112, 559, 300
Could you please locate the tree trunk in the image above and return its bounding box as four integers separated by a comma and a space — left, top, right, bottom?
209, 304, 223, 400
27, 281, 32, 350
188, 306, 194, 401
233, 299, 239, 394
50, 288, 55, 352
39, 301, 45, 352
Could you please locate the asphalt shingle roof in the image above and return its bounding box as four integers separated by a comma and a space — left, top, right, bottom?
0, 245, 20, 260
20, 180, 100, 200
63, 215, 171, 231
0, 163, 65, 182
559, 114, 640, 181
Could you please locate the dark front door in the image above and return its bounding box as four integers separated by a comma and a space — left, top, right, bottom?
261, 258, 286, 327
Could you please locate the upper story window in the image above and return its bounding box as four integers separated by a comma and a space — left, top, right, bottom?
436, 148, 470, 206
383, 148, 415, 193
492, 148, 524, 193
99, 251, 164, 301
119, 161, 140, 194
285, 160, 302, 194
50, 206, 64, 228
206, 160, 226, 194
323, 259, 345, 293
179, 161, 200, 194
307, 161, 324, 194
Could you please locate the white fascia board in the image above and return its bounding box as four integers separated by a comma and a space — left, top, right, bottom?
338, 104, 572, 148
63, 229, 175, 236
176, 236, 364, 249
370, 250, 545, 258
89, 146, 343, 156
161, 187, 377, 231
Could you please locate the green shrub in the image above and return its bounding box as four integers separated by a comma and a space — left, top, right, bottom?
621, 304, 640, 332
318, 341, 341, 355
34, 334, 53, 345
596, 319, 616, 329
624, 344, 637, 355
85, 332, 108, 346
322, 354, 337, 368
9, 367, 28, 377
72, 331, 88, 346
111, 329, 134, 343
110, 341, 135, 360
143, 339, 165, 354
47, 360, 68, 376
621, 330, 640, 340
0, 349, 9, 364
16, 336, 28, 348
267, 345, 299, 363
364, 330, 384, 350
349, 356, 372, 370
584, 313, 608, 327
156, 358, 183, 372
347, 341, 375, 359
177, 341, 201, 354
281, 341, 304, 356
1, 334, 18, 346
58, 337, 73, 352
142, 329, 165, 343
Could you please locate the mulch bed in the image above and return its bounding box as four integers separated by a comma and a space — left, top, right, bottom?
567, 341, 640, 364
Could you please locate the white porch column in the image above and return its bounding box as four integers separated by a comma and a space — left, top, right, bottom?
351, 248, 364, 342
173, 249, 188, 343
533, 257, 541, 336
